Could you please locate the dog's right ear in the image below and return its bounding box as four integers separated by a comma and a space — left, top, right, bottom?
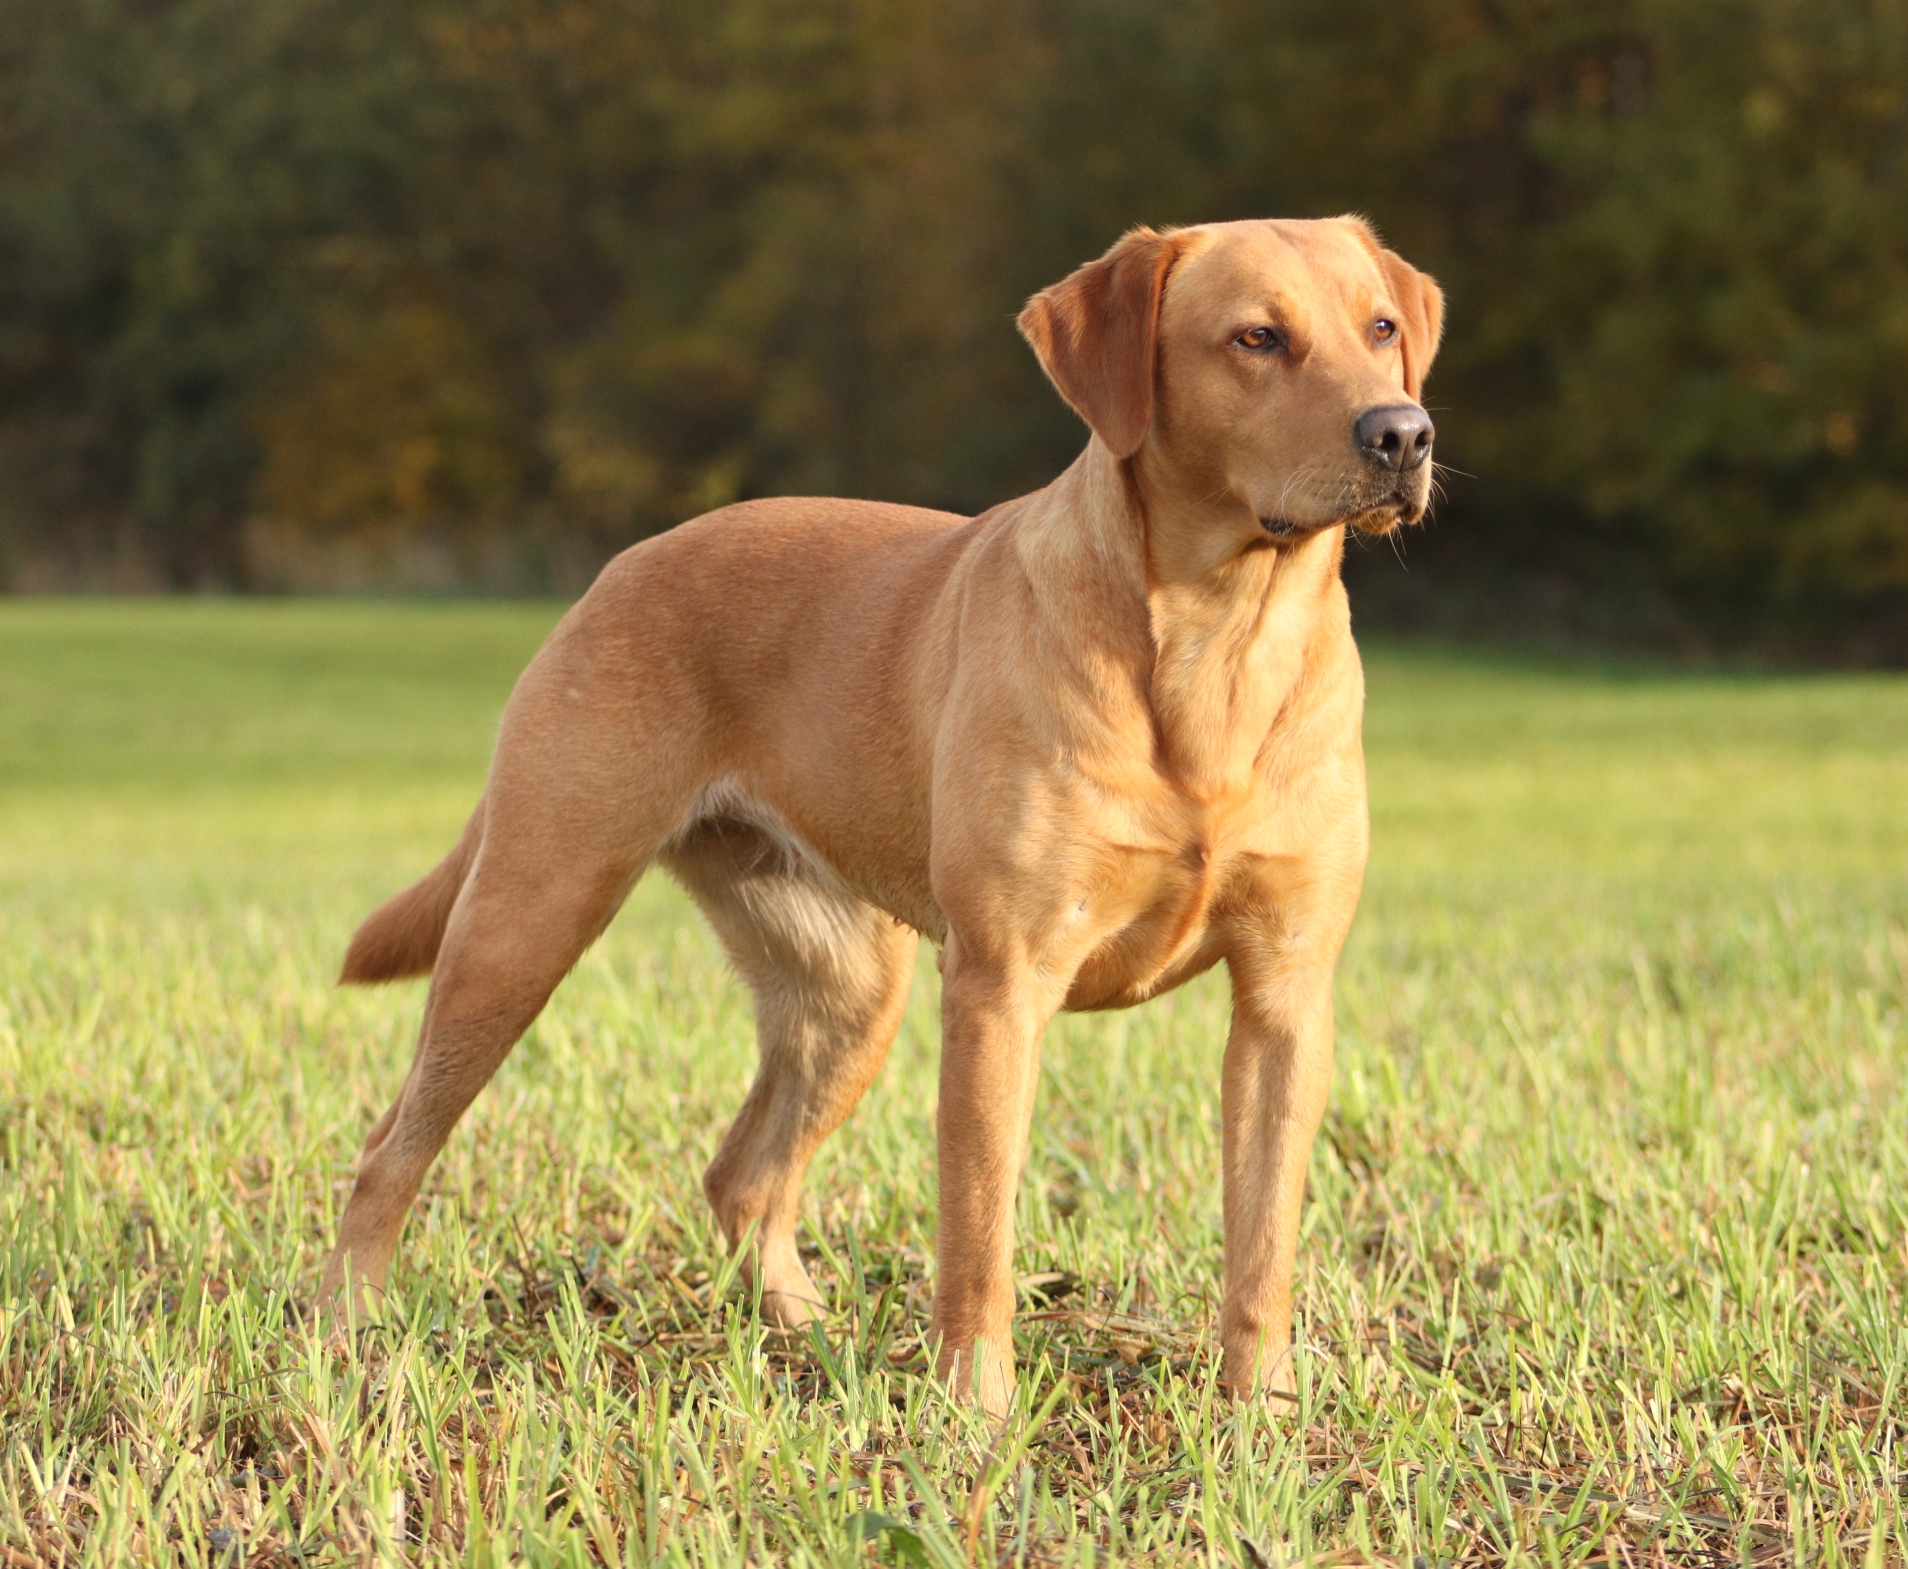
1017, 227, 1180, 460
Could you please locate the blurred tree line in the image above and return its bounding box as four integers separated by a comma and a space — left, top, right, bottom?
2, 0, 1905, 656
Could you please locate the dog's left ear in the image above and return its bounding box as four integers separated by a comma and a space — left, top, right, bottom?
1017, 226, 1180, 459
1374, 248, 1445, 403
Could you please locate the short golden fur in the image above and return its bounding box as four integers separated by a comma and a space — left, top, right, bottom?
323, 216, 1444, 1413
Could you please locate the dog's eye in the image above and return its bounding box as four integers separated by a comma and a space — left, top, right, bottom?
1236, 326, 1285, 352
1373, 318, 1398, 344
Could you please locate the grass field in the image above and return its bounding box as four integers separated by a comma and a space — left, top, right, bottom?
2, 598, 1905, 1567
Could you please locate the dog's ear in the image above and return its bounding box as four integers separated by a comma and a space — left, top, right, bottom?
1017, 226, 1180, 459
1375, 248, 1445, 402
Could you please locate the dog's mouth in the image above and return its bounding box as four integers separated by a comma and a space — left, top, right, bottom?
1258, 496, 1423, 542
1256, 515, 1322, 541
1347, 498, 1426, 535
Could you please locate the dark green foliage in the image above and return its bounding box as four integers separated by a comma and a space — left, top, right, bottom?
1, 0, 1904, 652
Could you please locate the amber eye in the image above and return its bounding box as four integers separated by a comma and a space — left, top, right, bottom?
1236, 325, 1284, 352
1373, 317, 1398, 343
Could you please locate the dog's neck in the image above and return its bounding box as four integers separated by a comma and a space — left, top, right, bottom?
1018, 440, 1351, 800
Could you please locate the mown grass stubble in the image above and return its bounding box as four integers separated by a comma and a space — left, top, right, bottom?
2, 601, 1904, 1564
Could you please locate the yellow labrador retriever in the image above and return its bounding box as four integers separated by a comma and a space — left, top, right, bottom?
322, 216, 1442, 1413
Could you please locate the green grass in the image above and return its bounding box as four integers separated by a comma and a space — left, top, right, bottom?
2, 598, 1905, 1566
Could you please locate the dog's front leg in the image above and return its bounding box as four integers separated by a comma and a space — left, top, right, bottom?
1218, 943, 1338, 1397
929, 942, 1054, 1416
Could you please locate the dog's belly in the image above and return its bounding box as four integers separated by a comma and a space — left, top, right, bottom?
672, 780, 1254, 1010
669, 775, 946, 938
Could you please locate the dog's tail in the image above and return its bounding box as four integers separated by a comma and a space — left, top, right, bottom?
338, 798, 485, 984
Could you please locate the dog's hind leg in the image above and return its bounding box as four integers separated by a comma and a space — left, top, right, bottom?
665, 823, 917, 1327
322, 651, 709, 1316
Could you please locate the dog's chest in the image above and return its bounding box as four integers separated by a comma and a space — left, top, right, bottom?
1056, 789, 1266, 1010
1050, 678, 1359, 1011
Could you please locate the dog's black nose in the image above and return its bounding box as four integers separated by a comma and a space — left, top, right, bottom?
1354, 404, 1434, 472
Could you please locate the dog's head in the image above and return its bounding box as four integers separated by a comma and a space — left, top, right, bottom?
1018, 217, 1444, 543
